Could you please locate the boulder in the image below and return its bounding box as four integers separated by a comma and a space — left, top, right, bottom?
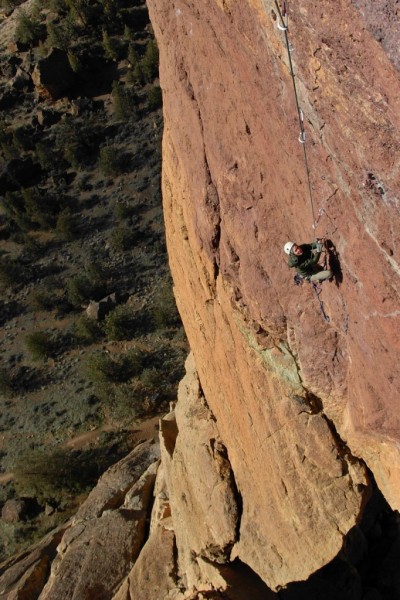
122, 526, 179, 600
0, 158, 42, 195
0, 440, 160, 600
2, 498, 29, 523
0, 526, 67, 598
86, 293, 119, 321
39, 440, 160, 599
159, 354, 241, 592
32, 48, 76, 100
9, 67, 32, 91
36, 109, 62, 127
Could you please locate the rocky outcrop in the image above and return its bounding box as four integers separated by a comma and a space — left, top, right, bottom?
86, 293, 119, 321
0, 440, 160, 600
159, 354, 240, 589
32, 48, 76, 100
146, 0, 400, 591
1, 499, 29, 524
0, 526, 67, 600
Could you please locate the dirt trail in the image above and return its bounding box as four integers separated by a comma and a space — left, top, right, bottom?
65, 415, 160, 450
0, 414, 161, 485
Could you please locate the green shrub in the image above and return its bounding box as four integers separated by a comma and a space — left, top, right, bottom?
0, 122, 18, 160
140, 367, 159, 391
13, 125, 34, 152
112, 81, 136, 121
46, 15, 77, 50
113, 202, 135, 220
133, 61, 147, 85
29, 288, 57, 311
85, 259, 108, 287
85, 352, 134, 384
103, 304, 136, 341
127, 43, 139, 67
123, 25, 134, 42
0, 256, 24, 289
67, 50, 82, 72
0, 368, 14, 398
141, 39, 159, 83
110, 226, 134, 252
14, 9, 45, 46
14, 448, 72, 500
98, 145, 124, 177
102, 29, 118, 60
35, 142, 58, 171
108, 380, 145, 421
98, 0, 119, 20
151, 283, 179, 329
55, 116, 101, 168
48, 0, 68, 11
0, 1, 20, 12
13, 446, 109, 501
56, 209, 76, 241
66, 275, 94, 307
64, 0, 93, 26
73, 316, 103, 344
147, 85, 162, 111
25, 331, 54, 360
21, 187, 55, 229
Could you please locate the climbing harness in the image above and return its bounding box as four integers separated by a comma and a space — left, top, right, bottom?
273, 0, 318, 235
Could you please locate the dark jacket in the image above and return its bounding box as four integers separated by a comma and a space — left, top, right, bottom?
288, 242, 321, 278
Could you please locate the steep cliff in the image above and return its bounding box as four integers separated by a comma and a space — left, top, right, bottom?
1, 1, 398, 598
144, 0, 400, 593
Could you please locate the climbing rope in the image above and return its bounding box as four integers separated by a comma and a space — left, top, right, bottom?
311, 281, 331, 322
273, 0, 318, 236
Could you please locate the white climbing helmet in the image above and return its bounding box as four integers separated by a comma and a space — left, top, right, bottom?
284, 241, 295, 255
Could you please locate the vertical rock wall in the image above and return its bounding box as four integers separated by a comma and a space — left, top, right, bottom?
147, 0, 400, 591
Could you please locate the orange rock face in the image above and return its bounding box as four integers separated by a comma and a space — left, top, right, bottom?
147, 0, 400, 590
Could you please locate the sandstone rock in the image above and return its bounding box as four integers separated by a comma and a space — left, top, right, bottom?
0, 440, 160, 599
352, 0, 400, 71
2, 498, 29, 523
159, 354, 240, 592
122, 526, 179, 600
36, 109, 62, 127
86, 293, 119, 321
145, 0, 400, 589
32, 48, 76, 100
8, 67, 32, 91
0, 526, 67, 599
39, 440, 160, 600
75, 439, 159, 522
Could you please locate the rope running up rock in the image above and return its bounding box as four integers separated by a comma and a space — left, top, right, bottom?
274, 0, 318, 236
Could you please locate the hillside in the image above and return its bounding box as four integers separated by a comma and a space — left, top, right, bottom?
0, 0, 399, 599
0, 0, 187, 563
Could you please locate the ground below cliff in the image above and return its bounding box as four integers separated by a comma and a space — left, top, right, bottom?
0, 0, 187, 562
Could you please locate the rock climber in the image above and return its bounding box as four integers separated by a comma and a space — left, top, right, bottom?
284, 240, 332, 282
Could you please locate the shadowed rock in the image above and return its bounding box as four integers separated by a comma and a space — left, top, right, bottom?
32, 49, 76, 100
0, 158, 42, 194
